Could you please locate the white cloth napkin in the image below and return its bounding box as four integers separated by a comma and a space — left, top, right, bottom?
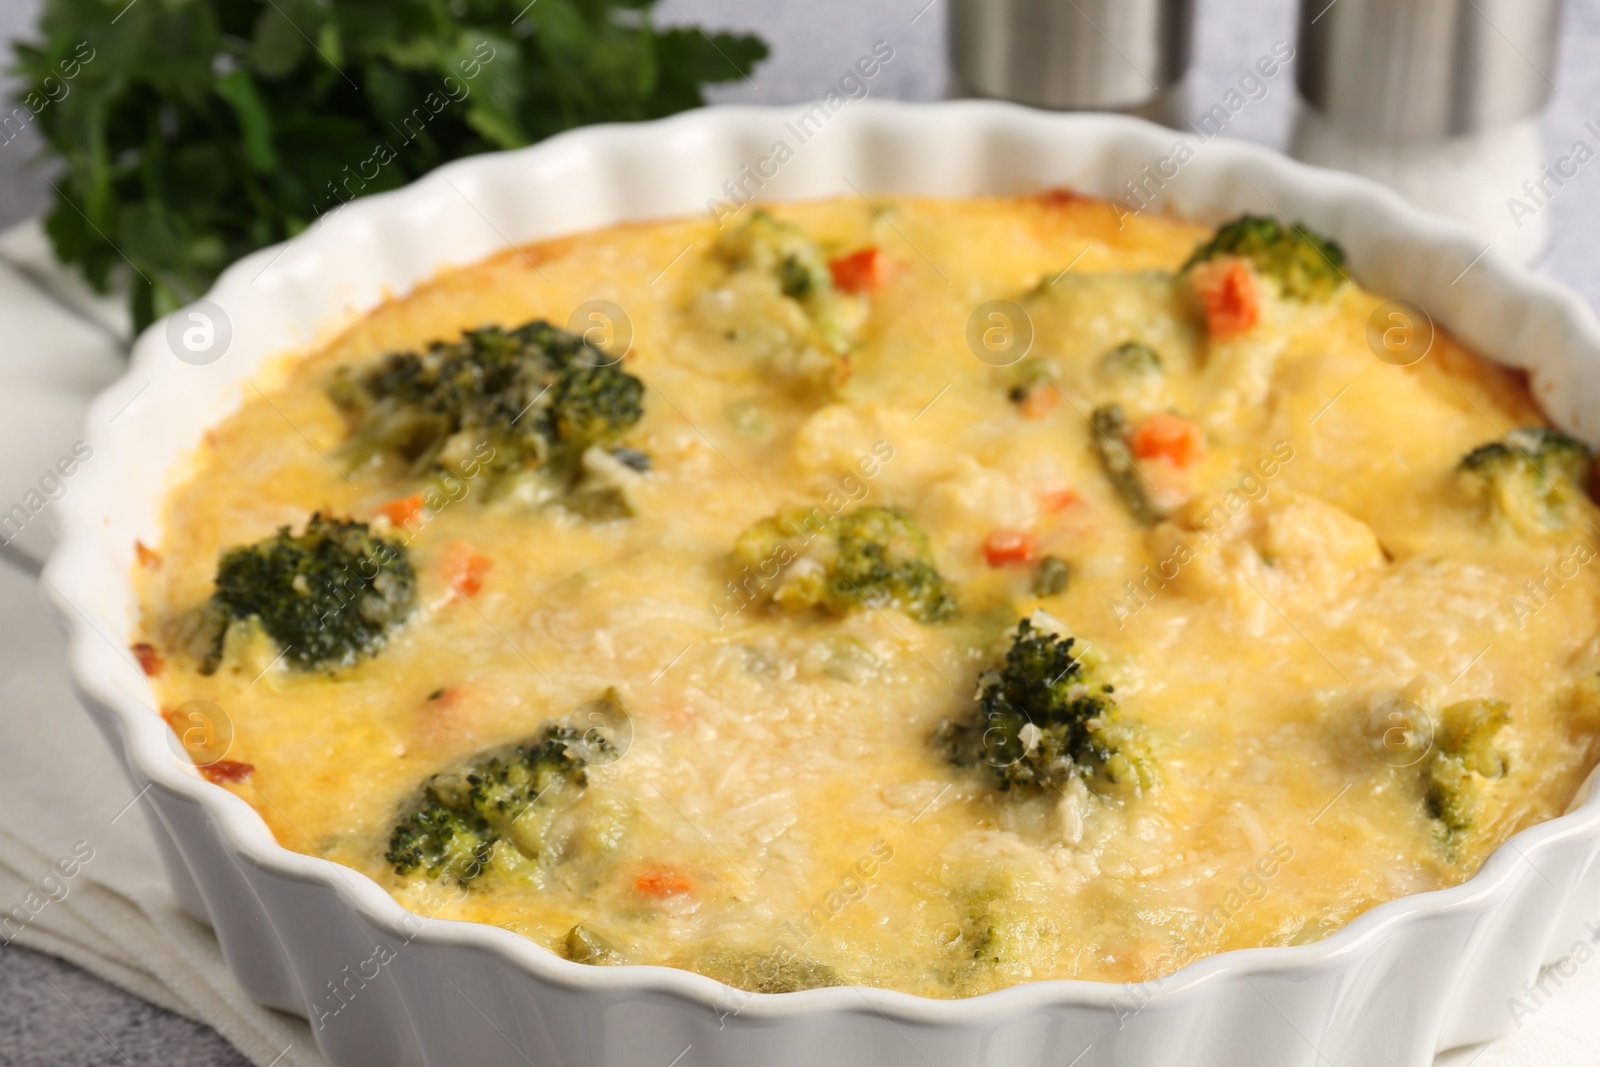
0, 235, 329, 1067
0, 222, 1593, 1067
0, 555, 325, 1067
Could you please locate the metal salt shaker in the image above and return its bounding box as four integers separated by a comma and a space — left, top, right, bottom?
948, 0, 1194, 116
1293, 0, 1565, 262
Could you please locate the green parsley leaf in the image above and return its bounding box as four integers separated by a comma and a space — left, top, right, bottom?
13, 0, 768, 333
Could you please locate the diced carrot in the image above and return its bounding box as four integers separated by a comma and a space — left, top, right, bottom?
982, 530, 1038, 567
416, 685, 477, 746
1038, 187, 1094, 207
134, 541, 162, 569
379, 494, 426, 529
442, 540, 492, 599
1040, 487, 1080, 512
1130, 413, 1206, 468
1192, 258, 1260, 338
1018, 385, 1060, 419
828, 247, 891, 293
131, 642, 163, 677
201, 760, 255, 784
634, 864, 694, 898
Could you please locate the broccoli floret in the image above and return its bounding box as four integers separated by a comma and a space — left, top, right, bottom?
716, 211, 857, 355
387, 717, 614, 886
384, 799, 493, 885
935, 866, 1063, 993
1424, 699, 1510, 840
955, 877, 1036, 968
1457, 426, 1592, 534
1183, 215, 1347, 302
935, 616, 1153, 797
1100, 341, 1164, 378
733, 504, 956, 623
203, 513, 414, 674
1436, 699, 1510, 778
1090, 404, 1163, 525
719, 212, 832, 300
330, 319, 645, 490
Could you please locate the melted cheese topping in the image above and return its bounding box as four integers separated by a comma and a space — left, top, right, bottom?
137, 196, 1600, 997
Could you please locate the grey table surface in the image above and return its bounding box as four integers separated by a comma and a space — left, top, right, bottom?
2, 0, 1599, 1064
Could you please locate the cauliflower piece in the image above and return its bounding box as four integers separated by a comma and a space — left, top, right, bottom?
692, 276, 852, 391
924, 455, 1038, 534
1153, 490, 1384, 609
791, 404, 900, 478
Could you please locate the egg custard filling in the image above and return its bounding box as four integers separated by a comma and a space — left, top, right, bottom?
134, 195, 1600, 997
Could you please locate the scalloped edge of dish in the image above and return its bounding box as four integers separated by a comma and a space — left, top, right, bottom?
44, 100, 1600, 1067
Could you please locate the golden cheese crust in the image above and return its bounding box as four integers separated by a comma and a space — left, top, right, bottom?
136, 195, 1600, 997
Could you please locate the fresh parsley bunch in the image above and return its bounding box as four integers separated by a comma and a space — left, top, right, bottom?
12, 0, 766, 331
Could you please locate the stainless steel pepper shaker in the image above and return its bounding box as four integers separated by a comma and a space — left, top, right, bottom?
1292, 0, 1564, 262
948, 0, 1194, 116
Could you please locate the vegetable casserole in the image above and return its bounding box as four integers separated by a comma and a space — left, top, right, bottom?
132, 194, 1600, 999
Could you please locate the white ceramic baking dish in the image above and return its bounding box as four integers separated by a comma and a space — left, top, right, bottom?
43, 101, 1600, 1067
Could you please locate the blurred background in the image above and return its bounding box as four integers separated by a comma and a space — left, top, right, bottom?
3, 0, 1599, 318
1, 0, 1598, 1063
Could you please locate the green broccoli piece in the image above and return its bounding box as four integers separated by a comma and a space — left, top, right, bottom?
330, 319, 645, 489
384, 798, 493, 885
687, 944, 844, 994
1090, 404, 1163, 525
733, 504, 956, 623
807, 633, 883, 684
1007, 359, 1058, 405
935, 616, 1152, 797
1457, 426, 1592, 534
718, 211, 831, 300
1032, 555, 1070, 597
387, 718, 613, 886
716, 211, 855, 354
829, 507, 955, 621
955, 877, 1036, 968
1183, 215, 1348, 302
1425, 699, 1510, 841
1100, 341, 1164, 378
563, 925, 624, 966
203, 513, 414, 674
